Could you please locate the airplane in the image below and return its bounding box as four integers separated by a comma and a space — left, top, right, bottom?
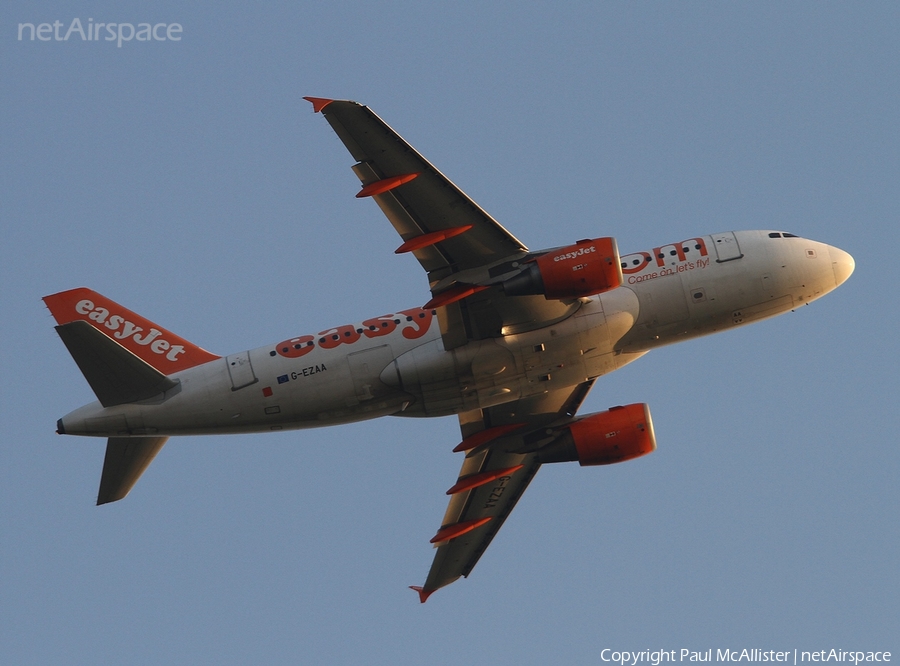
44, 97, 855, 602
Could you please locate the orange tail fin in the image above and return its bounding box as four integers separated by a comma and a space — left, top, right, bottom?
43, 287, 220, 374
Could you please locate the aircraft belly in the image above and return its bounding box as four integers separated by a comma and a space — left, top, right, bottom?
394, 298, 631, 416
393, 338, 486, 416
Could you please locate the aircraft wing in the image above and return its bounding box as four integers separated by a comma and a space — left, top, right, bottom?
304, 97, 527, 277
411, 380, 595, 602
305, 98, 579, 349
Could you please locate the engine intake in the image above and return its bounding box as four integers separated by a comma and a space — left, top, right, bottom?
503, 237, 623, 299
536, 403, 657, 466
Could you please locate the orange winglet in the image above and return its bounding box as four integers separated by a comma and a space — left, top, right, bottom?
446, 465, 524, 495
302, 96, 334, 113
356, 173, 419, 198
395, 225, 474, 254
430, 517, 492, 544
423, 284, 488, 310
409, 586, 436, 604
452, 423, 525, 453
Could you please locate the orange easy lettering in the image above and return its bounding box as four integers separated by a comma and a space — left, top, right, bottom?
361, 315, 398, 339
317, 324, 362, 349
276, 335, 316, 358
399, 308, 434, 339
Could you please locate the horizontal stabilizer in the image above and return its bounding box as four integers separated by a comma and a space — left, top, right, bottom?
97, 436, 169, 505
54, 321, 178, 407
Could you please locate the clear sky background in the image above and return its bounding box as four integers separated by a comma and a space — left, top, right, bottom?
2, 2, 897, 664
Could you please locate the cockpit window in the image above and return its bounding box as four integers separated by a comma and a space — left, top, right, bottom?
768, 232, 782, 238
769, 232, 800, 239
783, 232, 798, 238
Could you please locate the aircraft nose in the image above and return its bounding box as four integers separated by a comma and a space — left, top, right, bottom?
829, 246, 855, 287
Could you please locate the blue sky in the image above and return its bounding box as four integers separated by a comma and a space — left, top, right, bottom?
2, 2, 897, 663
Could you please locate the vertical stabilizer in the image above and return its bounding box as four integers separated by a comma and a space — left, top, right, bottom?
54, 321, 179, 407
43, 287, 220, 374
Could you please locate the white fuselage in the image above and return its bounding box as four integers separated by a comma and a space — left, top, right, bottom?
59, 230, 853, 438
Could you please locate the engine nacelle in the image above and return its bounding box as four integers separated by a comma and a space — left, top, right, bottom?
503, 237, 623, 299
535, 403, 657, 466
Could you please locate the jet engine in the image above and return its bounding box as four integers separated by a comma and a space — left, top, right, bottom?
536, 403, 657, 466
503, 237, 623, 299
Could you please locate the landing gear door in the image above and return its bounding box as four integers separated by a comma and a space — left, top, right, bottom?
226, 351, 258, 390
711, 232, 743, 263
